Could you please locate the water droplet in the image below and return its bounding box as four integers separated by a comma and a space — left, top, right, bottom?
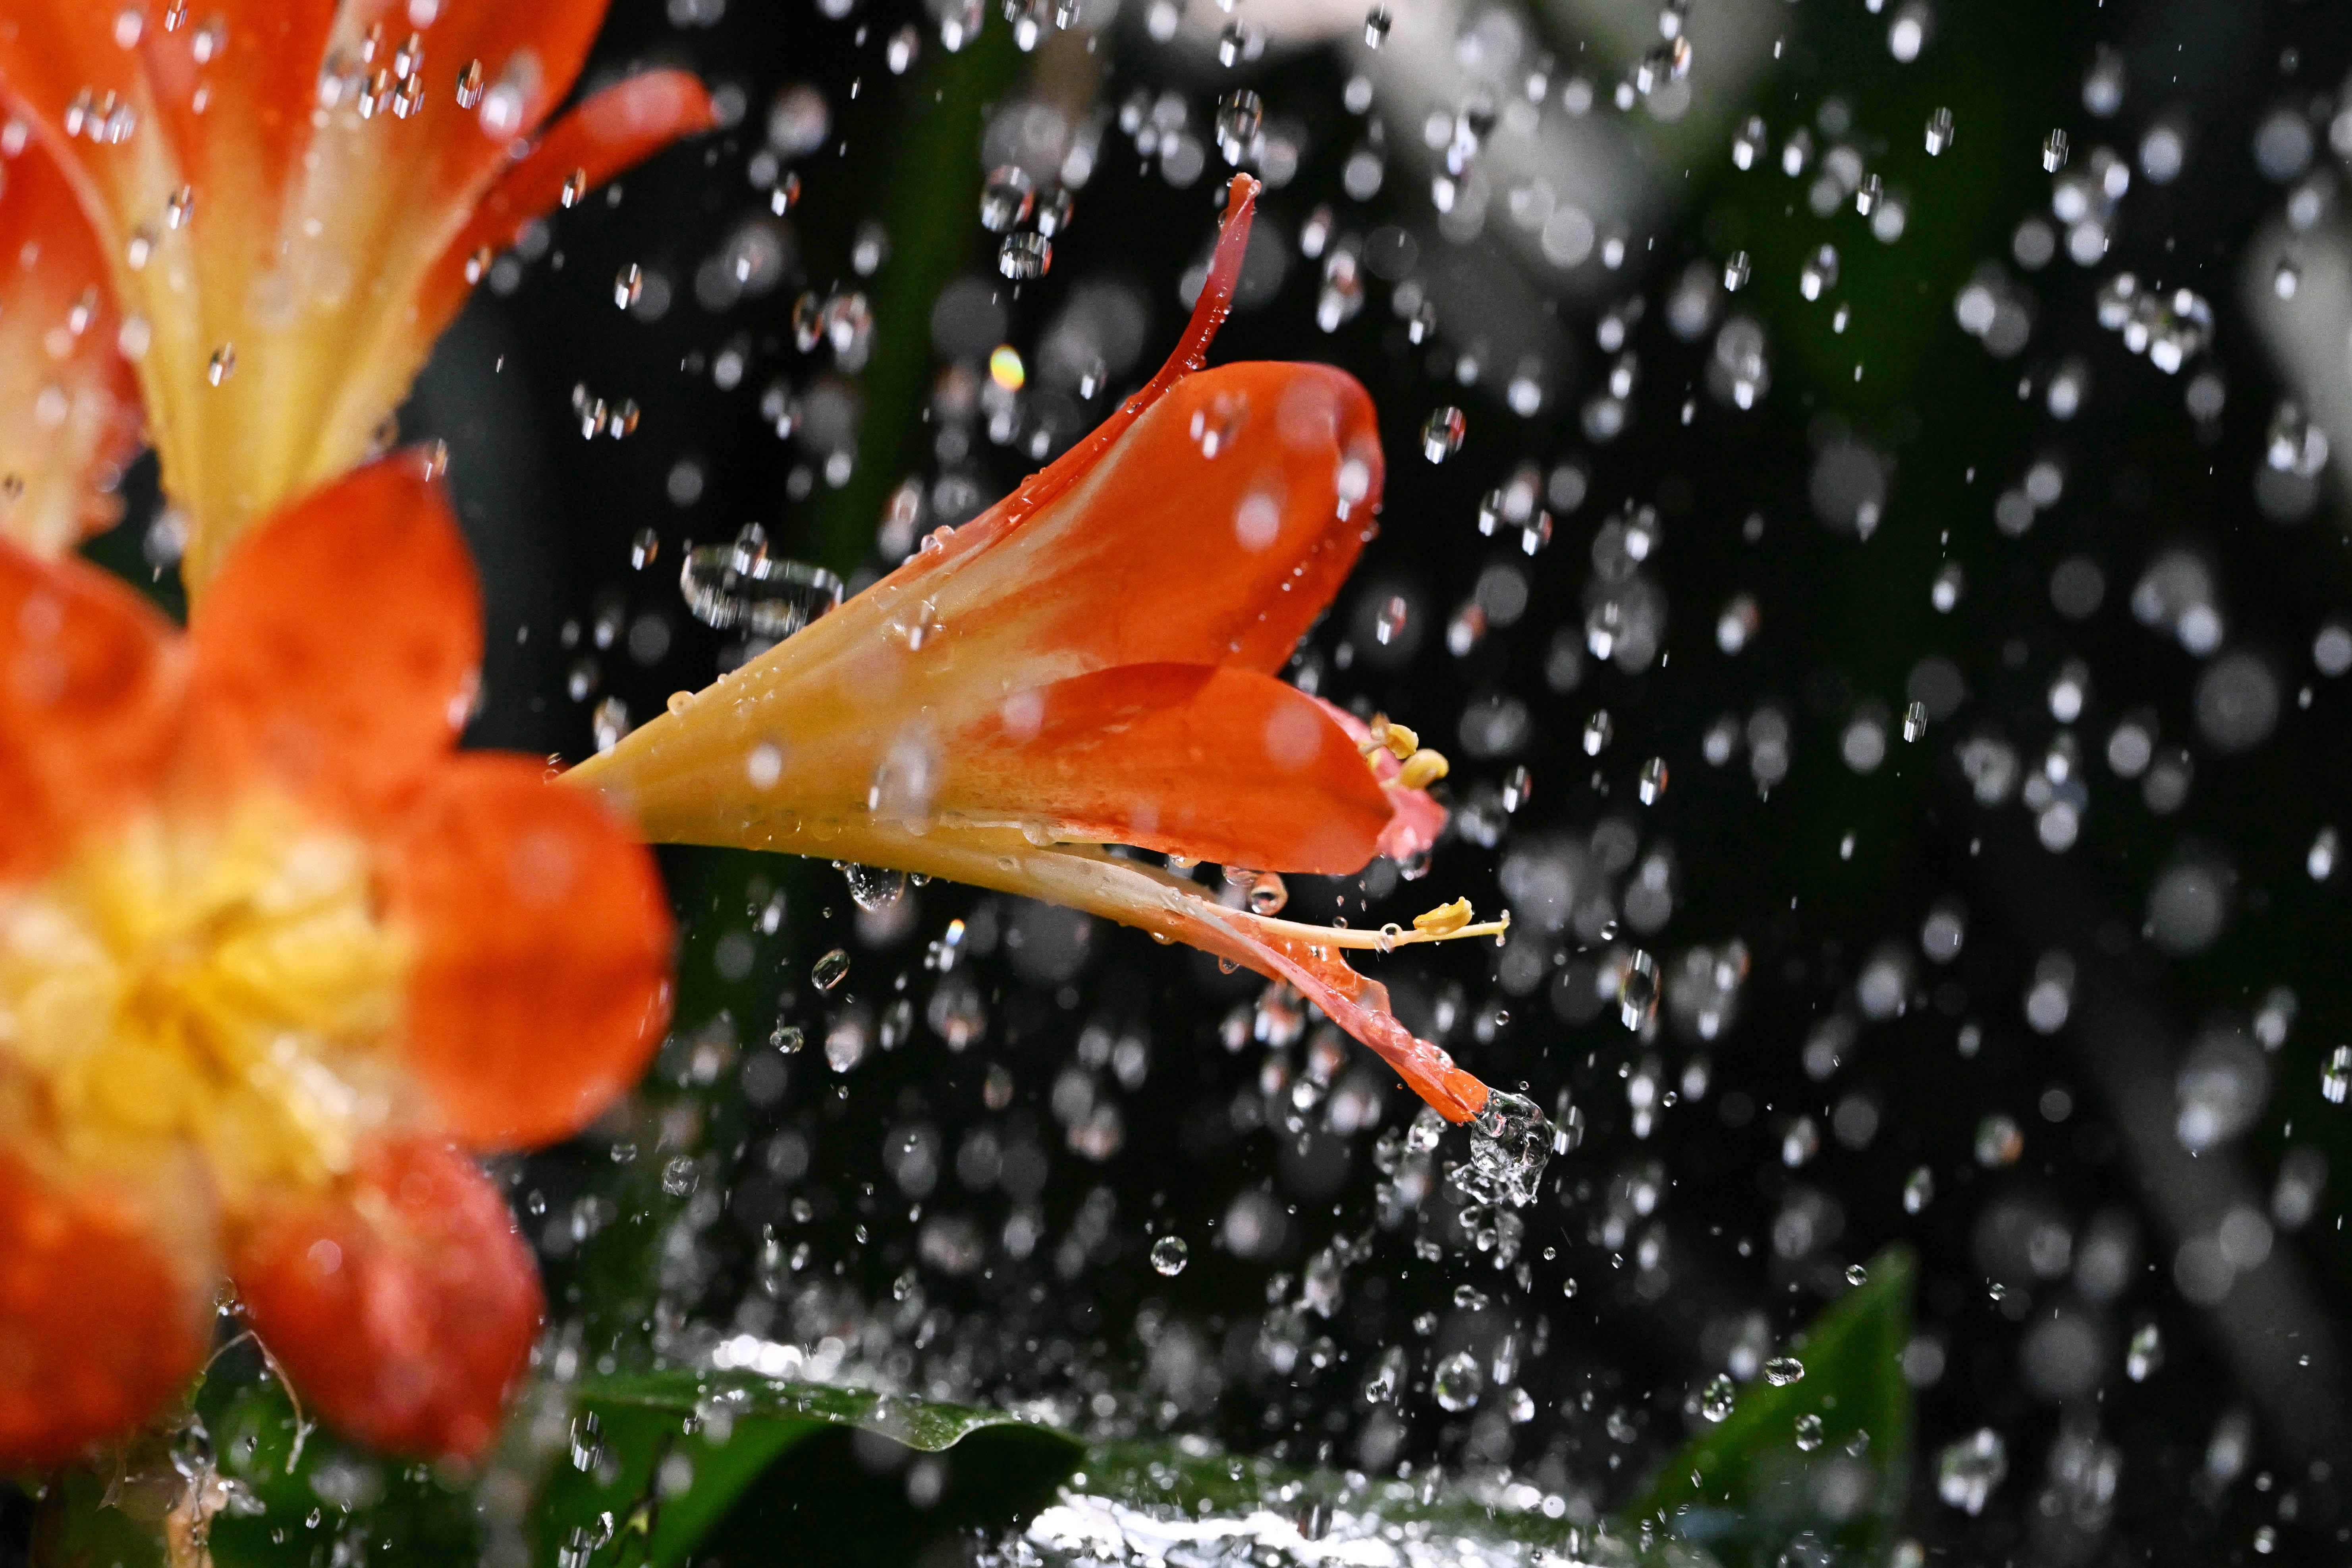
1617, 949, 1658, 1030
1700, 1373, 1737, 1421
1432, 1350, 1485, 1412
1420, 405, 1466, 462
1925, 105, 1954, 155
2042, 127, 2069, 172
1723, 249, 1750, 291
1974, 1112, 2024, 1166
1936, 1429, 2008, 1515
1903, 1165, 1934, 1212
1501, 765, 1533, 812
1216, 19, 1254, 66
1215, 89, 1262, 163
679, 527, 845, 639
2126, 1323, 2163, 1382
560, 167, 588, 208
1794, 1413, 1825, 1451
1033, 185, 1076, 238
979, 165, 1035, 231
1449, 1090, 1555, 1207
206, 344, 235, 385
165, 184, 193, 229
1762, 1356, 1805, 1387
1638, 756, 1668, 804
1799, 243, 1840, 301
1363, 5, 1390, 45
2323, 1044, 2352, 1105
1731, 114, 1766, 170
1903, 700, 1928, 741
455, 58, 484, 109
614, 262, 643, 309
1247, 872, 1289, 915
1583, 709, 1613, 756
812, 947, 852, 993
1856, 172, 1882, 216
843, 863, 907, 912
997, 230, 1052, 280
629, 528, 659, 570
1846, 1263, 1869, 1286
2274, 256, 2301, 299
770, 1023, 805, 1054
1150, 1235, 1190, 1275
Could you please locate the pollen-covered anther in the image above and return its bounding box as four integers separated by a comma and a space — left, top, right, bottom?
1394, 747, 1450, 791
1413, 897, 1473, 936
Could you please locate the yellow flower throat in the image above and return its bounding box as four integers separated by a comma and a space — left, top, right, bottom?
0, 798, 411, 1211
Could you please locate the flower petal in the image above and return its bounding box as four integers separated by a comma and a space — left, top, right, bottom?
417, 69, 717, 332
187, 453, 481, 824
0, 1156, 211, 1469
385, 754, 672, 1149
0, 139, 143, 557
231, 1139, 540, 1461
941, 664, 1393, 873
0, 538, 182, 883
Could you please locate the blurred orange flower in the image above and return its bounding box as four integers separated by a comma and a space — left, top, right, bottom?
0, 454, 672, 1466
0, 0, 713, 591
0, 131, 141, 557
570, 177, 1513, 1128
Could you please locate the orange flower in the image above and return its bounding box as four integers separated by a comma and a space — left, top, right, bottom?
0, 0, 714, 592
0, 130, 141, 556
0, 453, 672, 1466
570, 177, 1539, 1150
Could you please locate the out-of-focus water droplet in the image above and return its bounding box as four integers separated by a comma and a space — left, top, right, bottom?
843, 863, 907, 911
1432, 1350, 1485, 1412
1932, 562, 1965, 612
1925, 105, 1953, 154
1363, 5, 1390, 46
455, 58, 484, 109
2042, 128, 2069, 172
1215, 89, 1262, 164
997, 230, 1052, 279
661, 1156, 698, 1197
979, 165, 1035, 232
1618, 949, 1658, 1030
2323, 1044, 2352, 1104
1856, 172, 1882, 215
1762, 1356, 1804, 1387
2126, 1323, 2163, 1382
1732, 114, 1766, 171
206, 344, 234, 385
1700, 1374, 1737, 1421
1502, 765, 1532, 812
1846, 1263, 1869, 1286
2310, 826, 2340, 881
770, 1023, 805, 1054
1150, 1235, 1190, 1275
165, 184, 194, 229
569, 1410, 604, 1472
1903, 700, 1928, 741
614, 262, 643, 309
886, 23, 920, 72
812, 947, 852, 993
1794, 1413, 1825, 1451
1421, 405, 1466, 462
1374, 595, 1408, 644
1974, 1112, 2024, 1166
1937, 1429, 2008, 1515
680, 525, 846, 638
630, 528, 658, 569
1799, 243, 1840, 301
2274, 256, 2301, 299
1217, 19, 1250, 66
1638, 756, 1668, 804
559, 167, 588, 208
1033, 185, 1076, 238
1723, 249, 1750, 291
1903, 1165, 1934, 1213
1582, 710, 1613, 756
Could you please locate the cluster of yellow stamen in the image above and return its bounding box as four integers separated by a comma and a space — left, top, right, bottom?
1360, 713, 1451, 793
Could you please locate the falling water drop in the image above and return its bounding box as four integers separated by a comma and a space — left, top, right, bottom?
812, 948, 852, 993
206, 344, 235, 385
1420, 406, 1466, 462
1700, 1374, 1737, 1421
998, 231, 1053, 280
614, 263, 643, 309
2042, 128, 2069, 172
1925, 105, 1954, 154
1762, 1356, 1805, 1387
1150, 1235, 1190, 1275
978, 166, 1035, 231
1363, 5, 1390, 45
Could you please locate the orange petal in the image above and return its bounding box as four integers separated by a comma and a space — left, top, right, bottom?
942, 664, 1393, 873
0, 538, 183, 882
186, 452, 481, 824
385, 754, 672, 1149
0, 138, 143, 557
417, 68, 717, 332
0, 1155, 211, 1469
231, 1140, 540, 1461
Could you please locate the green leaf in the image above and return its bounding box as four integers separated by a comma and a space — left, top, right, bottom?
29, 1467, 169, 1568
540, 1370, 1082, 1568
1626, 1246, 1918, 1568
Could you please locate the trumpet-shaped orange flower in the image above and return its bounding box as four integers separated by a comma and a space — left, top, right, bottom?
570, 177, 1543, 1161
0, 454, 672, 1466
0, 0, 714, 593
0, 131, 141, 557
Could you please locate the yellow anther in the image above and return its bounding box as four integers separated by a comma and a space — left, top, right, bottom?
1383, 722, 1419, 760
1396, 748, 1449, 791
1413, 897, 1472, 936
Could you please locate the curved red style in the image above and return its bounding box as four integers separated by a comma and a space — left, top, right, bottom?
0, 0, 715, 592
0, 453, 672, 1466
571, 176, 1506, 1125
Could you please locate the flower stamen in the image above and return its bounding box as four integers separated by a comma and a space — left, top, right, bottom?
1235, 901, 1507, 952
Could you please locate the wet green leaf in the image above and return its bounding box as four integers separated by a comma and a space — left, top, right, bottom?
1627, 1246, 1917, 1568
541, 1370, 1080, 1568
